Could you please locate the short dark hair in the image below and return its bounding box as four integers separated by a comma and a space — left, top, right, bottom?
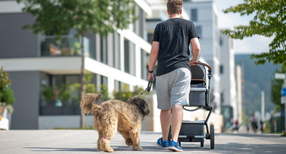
167, 0, 183, 15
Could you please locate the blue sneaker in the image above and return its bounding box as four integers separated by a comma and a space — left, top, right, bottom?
169, 140, 183, 152
157, 138, 169, 149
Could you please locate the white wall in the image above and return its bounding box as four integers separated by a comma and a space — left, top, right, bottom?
220, 33, 238, 121
38, 115, 95, 129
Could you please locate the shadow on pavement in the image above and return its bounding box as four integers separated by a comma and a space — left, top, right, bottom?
213, 142, 286, 154
25, 147, 97, 152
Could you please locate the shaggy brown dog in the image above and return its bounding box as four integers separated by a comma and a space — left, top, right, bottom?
80, 93, 150, 152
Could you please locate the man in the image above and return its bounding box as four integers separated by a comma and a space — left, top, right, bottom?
147, 0, 200, 152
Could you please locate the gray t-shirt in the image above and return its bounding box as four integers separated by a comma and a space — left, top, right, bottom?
153, 18, 199, 76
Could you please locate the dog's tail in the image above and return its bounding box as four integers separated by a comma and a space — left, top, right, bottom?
80, 93, 102, 114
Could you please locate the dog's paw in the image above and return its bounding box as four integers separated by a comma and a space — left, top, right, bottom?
132, 146, 143, 151
104, 148, 114, 152
125, 139, 132, 146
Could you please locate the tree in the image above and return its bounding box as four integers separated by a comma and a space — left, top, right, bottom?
221, 0, 286, 65
17, 0, 138, 128
271, 65, 286, 111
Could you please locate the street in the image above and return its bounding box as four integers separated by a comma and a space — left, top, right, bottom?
0, 130, 285, 154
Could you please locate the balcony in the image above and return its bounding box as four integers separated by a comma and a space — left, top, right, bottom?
40, 35, 90, 57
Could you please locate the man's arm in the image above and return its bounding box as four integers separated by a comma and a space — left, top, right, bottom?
189, 37, 200, 65
148, 41, 159, 81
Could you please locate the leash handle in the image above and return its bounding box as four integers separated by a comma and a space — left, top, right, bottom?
146, 77, 153, 92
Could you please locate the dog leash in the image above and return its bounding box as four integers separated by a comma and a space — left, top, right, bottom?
138, 77, 153, 97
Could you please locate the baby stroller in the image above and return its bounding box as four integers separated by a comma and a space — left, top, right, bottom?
168, 61, 214, 149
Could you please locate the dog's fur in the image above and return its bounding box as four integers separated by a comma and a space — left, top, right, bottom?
80, 93, 150, 152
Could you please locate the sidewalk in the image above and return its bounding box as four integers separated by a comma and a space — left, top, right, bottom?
0, 130, 285, 154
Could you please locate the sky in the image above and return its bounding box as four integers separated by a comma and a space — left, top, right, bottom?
213, 0, 273, 54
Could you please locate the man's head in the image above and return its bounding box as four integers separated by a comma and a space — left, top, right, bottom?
167, 0, 183, 15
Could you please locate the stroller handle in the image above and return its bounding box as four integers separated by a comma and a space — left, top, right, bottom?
191, 61, 212, 72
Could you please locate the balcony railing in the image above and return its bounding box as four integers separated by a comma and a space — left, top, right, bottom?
40, 35, 90, 57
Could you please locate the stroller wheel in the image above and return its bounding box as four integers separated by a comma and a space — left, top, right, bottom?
210, 124, 215, 149
200, 141, 204, 147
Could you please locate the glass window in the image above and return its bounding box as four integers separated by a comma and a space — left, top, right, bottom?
118, 33, 121, 70
196, 26, 202, 38
221, 92, 224, 104
220, 65, 224, 74
220, 37, 223, 46
124, 39, 135, 75
66, 75, 79, 84
124, 39, 130, 73
141, 49, 147, 80
100, 38, 104, 62
139, 7, 145, 39
147, 33, 153, 44
113, 33, 116, 68
105, 36, 108, 64
191, 9, 198, 22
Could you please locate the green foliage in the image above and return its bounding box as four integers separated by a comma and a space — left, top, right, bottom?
262, 120, 271, 133
1, 88, 15, 105
99, 85, 111, 101
16, 0, 138, 38
0, 67, 11, 90
73, 41, 80, 55
221, 0, 286, 65
58, 82, 73, 103
0, 67, 15, 106
72, 83, 96, 104
271, 65, 286, 110
42, 85, 54, 101
113, 85, 145, 102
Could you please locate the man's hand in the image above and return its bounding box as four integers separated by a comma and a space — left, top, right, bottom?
147, 72, 154, 81
189, 58, 197, 66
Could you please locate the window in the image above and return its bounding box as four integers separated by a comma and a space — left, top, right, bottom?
147, 33, 153, 44
124, 39, 130, 73
220, 92, 224, 104
105, 37, 108, 65
191, 9, 198, 22
124, 39, 136, 75
139, 7, 145, 39
141, 49, 147, 80
40, 73, 101, 115
220, 37, 223, 46
196, 26, 202, 38
100, 38, 104, 63
118, 33, 121, 70
133, 6, 139, 34
220, 65, 224, 74
113, 34, 116, 68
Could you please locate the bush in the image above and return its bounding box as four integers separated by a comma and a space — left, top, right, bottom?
0, 67, 15, 113
113, 85, 145, 102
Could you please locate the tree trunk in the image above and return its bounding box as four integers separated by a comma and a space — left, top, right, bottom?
79, 32, 85, 128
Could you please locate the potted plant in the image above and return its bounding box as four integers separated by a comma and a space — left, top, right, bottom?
0, 67, 15, 129
59, 82, 73, 105
42, 84, 54, 105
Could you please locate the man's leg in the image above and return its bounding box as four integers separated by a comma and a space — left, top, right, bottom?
160, 109, 171, 141
171, 105, 183, 142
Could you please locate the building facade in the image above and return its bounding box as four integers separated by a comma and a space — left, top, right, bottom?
0, 0, 152, 129
183, 0, 221, 113
219, 33, 240, 129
